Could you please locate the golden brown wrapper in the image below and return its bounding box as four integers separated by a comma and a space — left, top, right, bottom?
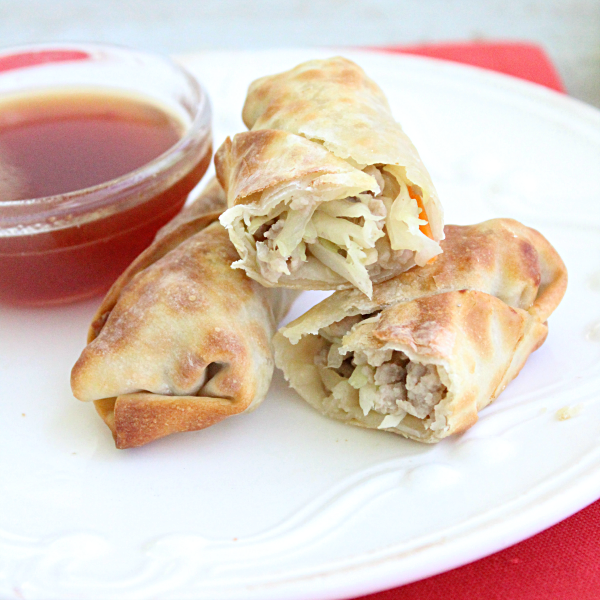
241, 56, 442, 234
274, 219, 567, 442
71, 179, 294, 449
215, 129, 376, 209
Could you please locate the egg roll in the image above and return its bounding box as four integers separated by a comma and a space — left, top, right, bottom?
274, 219, 567, 442
216, 57, 443, 298
71, 179, 295, 449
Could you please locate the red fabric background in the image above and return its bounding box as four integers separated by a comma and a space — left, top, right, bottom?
378, 42, 565, 93
358, 500, 600, 599
352, 43, 599, 600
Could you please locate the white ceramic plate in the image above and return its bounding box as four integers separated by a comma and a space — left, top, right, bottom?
2, 49, 600, 600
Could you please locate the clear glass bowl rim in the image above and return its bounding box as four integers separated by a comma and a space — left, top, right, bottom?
0, 41, 212, 228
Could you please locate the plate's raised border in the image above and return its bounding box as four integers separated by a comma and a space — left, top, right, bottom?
2, 48, 600, 600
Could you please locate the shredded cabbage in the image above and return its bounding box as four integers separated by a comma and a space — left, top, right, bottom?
348, 364, 374, 389
221, 164, 441, 292
359, 382, 378, 416
274, 207, 316, 256
318, 366, 345, 392
318, 198, 379, 220
255, 240, 290, 282
378, 414, 406, 429
247, 202, 286, 234
310, 239, 373, 297
327, 342, 344, 369
312, 211, 384, 250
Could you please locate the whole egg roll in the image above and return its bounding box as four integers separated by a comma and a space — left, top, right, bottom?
274, 219, 567, 442
216, 57, 443, 299
71, 179, 295, 449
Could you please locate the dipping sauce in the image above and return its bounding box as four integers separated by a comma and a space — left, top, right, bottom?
0, 90, 184, 200
0, 88, 211, 306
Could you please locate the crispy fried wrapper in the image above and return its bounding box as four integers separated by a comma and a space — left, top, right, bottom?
71, 179, 295, 448
274, 219, 567, 442
216, 57, 444, 299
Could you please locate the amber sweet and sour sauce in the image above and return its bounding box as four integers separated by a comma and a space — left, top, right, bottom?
0, 90, 211, 305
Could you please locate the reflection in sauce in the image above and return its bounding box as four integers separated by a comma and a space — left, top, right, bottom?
0, 90, 184, 200
0, 89, 211, 306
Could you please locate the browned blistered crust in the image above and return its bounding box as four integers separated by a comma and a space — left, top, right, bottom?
368, 289, 546, 437
88, 178, 227, 341
282, 218, 567, 331
274, 218, 567, 443
215, 128, 370, 208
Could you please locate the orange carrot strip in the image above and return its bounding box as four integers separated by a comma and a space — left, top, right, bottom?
408, 187, 437, 263
408, 187, 434, 240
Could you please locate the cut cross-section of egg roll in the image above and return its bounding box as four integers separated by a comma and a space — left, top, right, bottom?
71, 179, 295, 449
216, 57, 443, 298
274, 219, 567, 442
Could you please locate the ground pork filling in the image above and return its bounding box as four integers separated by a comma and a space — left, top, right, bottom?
315, 316, 448, 429
249, 165, 415, 291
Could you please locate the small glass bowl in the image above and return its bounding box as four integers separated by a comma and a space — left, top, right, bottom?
0, 43, 212, 306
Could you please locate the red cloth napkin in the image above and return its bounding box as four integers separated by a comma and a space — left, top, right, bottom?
353, 43, 599, 600
358, 500, 600, 600
377, 42, 565, 93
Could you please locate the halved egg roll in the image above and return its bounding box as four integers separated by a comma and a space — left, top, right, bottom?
274, 219, 567, 442
216, 57, 443, 298
71, 179, 295, 449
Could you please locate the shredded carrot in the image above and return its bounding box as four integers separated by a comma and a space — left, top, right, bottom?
408, 187, 437, 263
408, 187, 434, 240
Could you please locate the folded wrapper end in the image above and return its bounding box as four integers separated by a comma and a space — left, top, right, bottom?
94, 394, 246, 449
512, 222, 568, 323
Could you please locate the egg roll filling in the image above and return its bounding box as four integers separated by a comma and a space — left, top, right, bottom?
314, 314, 448, 431
223, 165, 432, 297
